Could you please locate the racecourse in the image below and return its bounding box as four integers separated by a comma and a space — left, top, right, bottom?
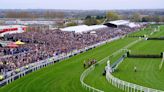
85, 25, 164, 92
113, 27, 164, 90
0, 25, 163, 92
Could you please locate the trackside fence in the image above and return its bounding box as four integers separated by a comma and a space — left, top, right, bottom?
80, 56, 110, 92
80, 38, 143, 92
106, 71, 164, 92
106, 52, 164, 92
80, 65, 104, 92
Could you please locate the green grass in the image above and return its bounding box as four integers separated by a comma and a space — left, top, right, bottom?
84, 52, 125, 92
129, 27, 152, 36
0, 37, 136, 92
0, 25, 163, 92
129, 40, 164, 54
113, 26, 164, 90
113, 58, 164, 90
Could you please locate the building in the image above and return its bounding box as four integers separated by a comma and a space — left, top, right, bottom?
0, 25, 27, 37
104, 20, 141, 28
104, 20, 130, 28
60, 25, 107, 34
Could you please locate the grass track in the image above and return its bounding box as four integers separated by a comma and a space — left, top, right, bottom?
0, 37, 136, 92
0, 25, 163, 92
85, 25, 164, 92
113, 25, 164, 90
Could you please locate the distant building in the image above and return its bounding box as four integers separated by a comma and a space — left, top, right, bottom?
60, 25, 107, 34
104, 20, 130, 28
104, 20, 140, 28
0, 25, 27, 37
5, 20, 55, 25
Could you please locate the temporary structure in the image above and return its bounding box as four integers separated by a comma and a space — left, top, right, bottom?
15, 40, 25, 45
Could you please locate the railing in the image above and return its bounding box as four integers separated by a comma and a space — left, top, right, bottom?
79, 35, 130, 92
79, 37, 123, 92
80, 37, 143, 92
80, 54, 112, 92
80, 65, 104, 92
106, 71, 164, 92
105, 40, 164, 92
81, 27, 161, 92
159, 52, 164, 71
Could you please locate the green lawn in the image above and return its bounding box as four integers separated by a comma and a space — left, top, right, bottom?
113, 58, 164, 90
85, 25, 164, 92
0, 25, 163, 92
0, 37, 136, 92
113, 26, 164, 90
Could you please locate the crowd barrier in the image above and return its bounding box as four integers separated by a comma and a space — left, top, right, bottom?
80, 65, 104, 92
106, 71, 164, 92
81, 26, 161, 92
106, 48, 164, 92
80, 37, 143, 92
0, 36, 121, 87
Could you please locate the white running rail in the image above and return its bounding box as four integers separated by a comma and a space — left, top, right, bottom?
80, 38, 142, 92
159, 52, 164, 70
106, 71, 164, 92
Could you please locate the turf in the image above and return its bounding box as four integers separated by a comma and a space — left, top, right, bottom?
0, 25, 163, 92
113, 26, 164, 90
0, 37, 136, 92
113, 58, 164, 90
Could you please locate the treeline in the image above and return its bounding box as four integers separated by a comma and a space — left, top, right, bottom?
130, 13, 164, 22
83, 11, 164, 25
5, 10, 64, 18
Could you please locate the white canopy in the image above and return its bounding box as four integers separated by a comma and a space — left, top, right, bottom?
61, 25, 107, 33
126, 23, 140, 28
0, 25, 27, 30
109, 20, 130, 26
89, 25, 107, 30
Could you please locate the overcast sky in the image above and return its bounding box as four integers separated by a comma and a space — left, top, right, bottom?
0, 0, 164, 10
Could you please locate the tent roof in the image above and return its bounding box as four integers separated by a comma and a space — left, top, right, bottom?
109, 20, 130, 26
60, 25, 90, 33
15, 40, 25, 45
0, 25, 27, 30
89, 25, 107, 30
126, 23, 140, 28
61, 25, 107, 33
6, 43, 19, 48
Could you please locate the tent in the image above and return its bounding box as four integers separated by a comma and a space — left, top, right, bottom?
15, 40, 25, 45
0, 75, 4, 80
6, 43, 18, 48
60, 25, 107, 33
104, 20, 130, 28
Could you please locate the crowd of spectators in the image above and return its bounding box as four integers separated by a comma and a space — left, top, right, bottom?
0, 26, 142, 75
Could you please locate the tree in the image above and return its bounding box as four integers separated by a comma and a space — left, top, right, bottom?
142, 16, 150, 22
44, 11, 64, 19
141, 15, 164, 22
106, 11, 120, 21
85, 15, 91, 19
66, 22, 77, 27
5, 11, 33, 18
84, 17, 98, 25
131, 13, 141, 22
96, 16, 104, 19
56, 20, 64, 28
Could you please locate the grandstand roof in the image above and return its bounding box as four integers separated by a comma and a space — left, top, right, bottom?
89, 25, 107, 30
126, 23, 140, 28
0, 25, 27, 30
61, 25, 107, 33
109, 20, 130, 26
